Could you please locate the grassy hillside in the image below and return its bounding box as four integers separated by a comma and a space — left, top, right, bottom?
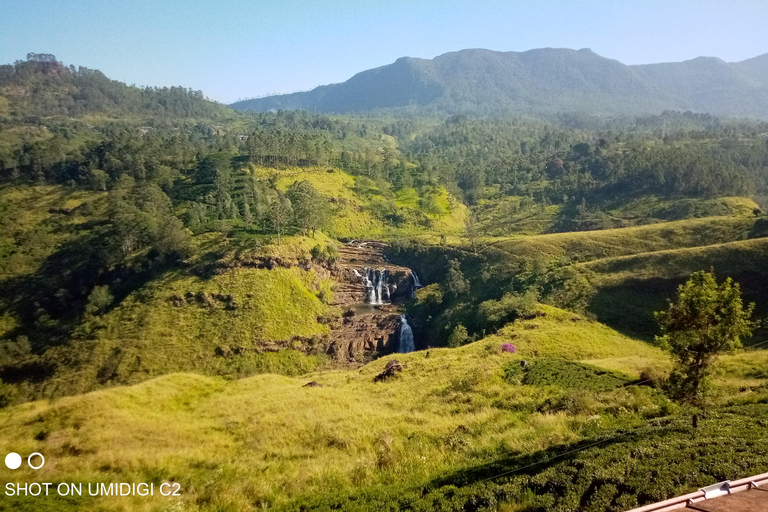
476, 195, 758, 238
0, 173, 468, 404
573, 237, 768, 339
491, 213, 765, 263
263, 166, 469, 240
1, 260, 337, 404
1, 305, 767, 511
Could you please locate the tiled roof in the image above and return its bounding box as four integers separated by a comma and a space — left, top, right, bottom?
625, 473, 768, 512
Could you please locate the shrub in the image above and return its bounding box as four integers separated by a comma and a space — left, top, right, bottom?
85, 285, 113, 315
448, 324, 470, 348
478, 289, 538, 332
503, 359, 630, 392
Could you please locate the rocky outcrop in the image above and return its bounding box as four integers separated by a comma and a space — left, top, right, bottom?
374, 360, 406, 382
328, 310, 401, 362
333, 242, 415, 306
210, 241, 416, 367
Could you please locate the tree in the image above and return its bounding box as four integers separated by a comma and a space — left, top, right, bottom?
655, 270, 756, 403
286, 180, 323, 237
464, 214, 480, 254
89, 169, 109, 191
86, 285, 113, 315
448, 324, 469, 348
268, 191, 292, 245
445, 259, 470, 298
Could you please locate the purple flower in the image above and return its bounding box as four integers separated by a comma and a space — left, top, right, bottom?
501, 343, 517, 354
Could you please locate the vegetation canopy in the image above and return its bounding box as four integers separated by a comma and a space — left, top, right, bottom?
656, 270, 756, 402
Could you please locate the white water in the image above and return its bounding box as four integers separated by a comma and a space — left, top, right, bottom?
363, 268, 389, 305
398, 314, 415, 353
412, 271, 422, 289
411, 270, 423, 297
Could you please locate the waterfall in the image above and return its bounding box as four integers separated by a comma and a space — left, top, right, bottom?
411, 270, 422, 297
398, 314, 415, 353
412, 270, 422, 289
363, 268, 388, 305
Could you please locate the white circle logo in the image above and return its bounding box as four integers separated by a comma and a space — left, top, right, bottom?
27, 453, 45, 470
5, 452, 22, 470
27, 452, 45, 470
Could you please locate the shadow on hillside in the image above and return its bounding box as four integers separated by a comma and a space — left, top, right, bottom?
427, 425, 662, 490
587, 273, 768, 344
0, 230, 176, 355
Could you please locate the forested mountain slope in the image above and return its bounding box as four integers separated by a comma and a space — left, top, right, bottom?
0, 53, 232, 119
232, 48, 768, 118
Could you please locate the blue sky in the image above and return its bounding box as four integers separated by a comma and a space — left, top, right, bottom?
1, 0, 767, 103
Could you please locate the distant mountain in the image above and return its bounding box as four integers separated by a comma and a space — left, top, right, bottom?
231, 48, 768, 118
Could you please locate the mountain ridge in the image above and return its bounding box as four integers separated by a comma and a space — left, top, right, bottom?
231, 47, 768, 118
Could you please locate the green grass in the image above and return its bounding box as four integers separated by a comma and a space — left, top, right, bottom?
504, 359, 631, 392
0, 304, 765, 511
0, 184, 103, 281
475, 195, 758, 238
0, 305, 681, 511
288, 403, 768, 512
559, 237, 768, 340
491, 215, 766, 264
262, 166, 468, 240
8, 265, 334, 402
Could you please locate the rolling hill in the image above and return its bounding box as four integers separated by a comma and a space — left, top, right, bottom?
231, 48, 768, 118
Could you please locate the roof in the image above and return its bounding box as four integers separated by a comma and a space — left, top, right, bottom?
625, 473, 768, 512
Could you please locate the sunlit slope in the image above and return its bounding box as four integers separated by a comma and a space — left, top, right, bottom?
477, 195, 757, 237
0, 305, 673, 511
258, 166, 469, 240
3, 261, 335, 403
492, 214, 766, 263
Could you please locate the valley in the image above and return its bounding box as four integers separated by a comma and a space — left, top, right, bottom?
1, 50, 768, 512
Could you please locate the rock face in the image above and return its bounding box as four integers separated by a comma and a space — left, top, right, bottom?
334, 242, 415, 306
328, 313, 401, 361
322, 241, 417, 364
211, 241, 417, 367
374, 359, 406, 382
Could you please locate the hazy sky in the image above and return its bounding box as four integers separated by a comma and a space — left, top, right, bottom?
1, 0, 767, 103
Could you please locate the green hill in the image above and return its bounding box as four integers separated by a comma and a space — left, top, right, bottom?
572, 238, 768, 339
1, 304, 766, 511
263, 166, 468, 240
0, 53, 232, 119
491, 210, 765, 263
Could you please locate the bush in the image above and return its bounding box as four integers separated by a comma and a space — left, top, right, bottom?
85, 285, 113, 315
478, 289, 538, 332
310, 244, 339, 265
503, 359, 630, 392
448, 324, 470, 348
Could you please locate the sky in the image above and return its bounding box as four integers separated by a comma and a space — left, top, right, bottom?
1, 0, 767, 104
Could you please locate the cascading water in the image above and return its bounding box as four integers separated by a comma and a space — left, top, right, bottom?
363, 268, 388, 305
398, 314, 415, 353
411, 270, 422, 297
412, 271, 422, 289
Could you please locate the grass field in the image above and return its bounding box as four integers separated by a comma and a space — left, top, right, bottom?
263, 166, 469, 240
491, 215, 766, 264
476, 195, 758, 237
574, 237, 768, 339
1, 303, 766, 511
3, 263, 335, 404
